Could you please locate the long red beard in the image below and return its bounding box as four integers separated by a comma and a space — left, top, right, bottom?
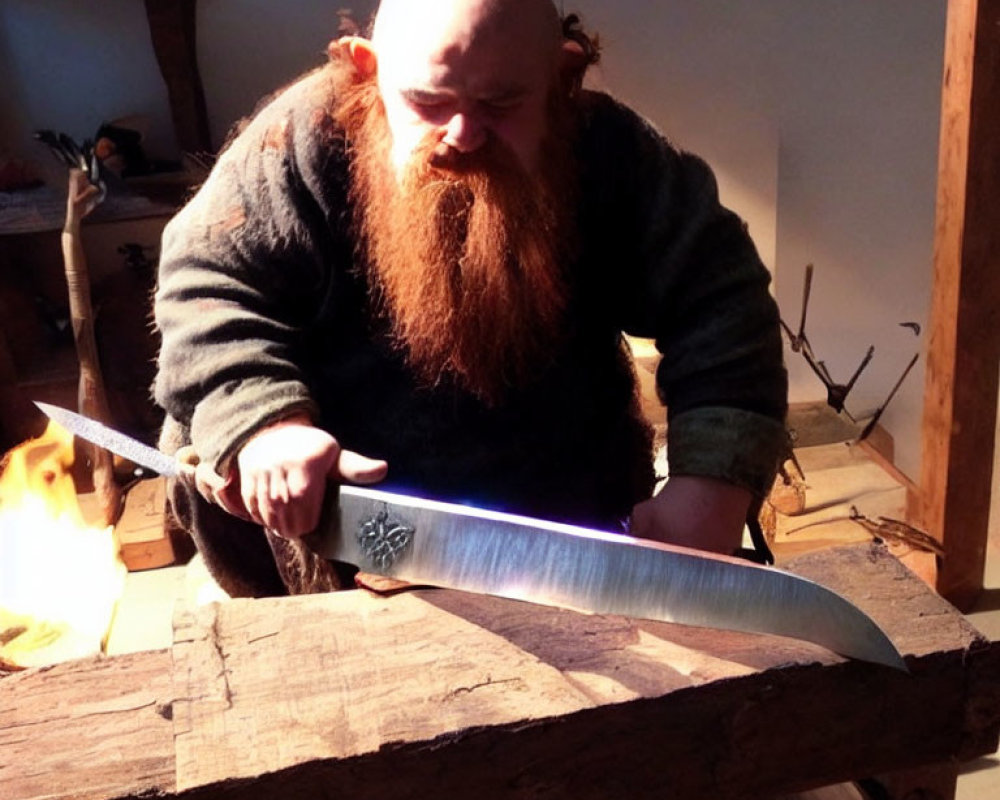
333, 64, 578, 404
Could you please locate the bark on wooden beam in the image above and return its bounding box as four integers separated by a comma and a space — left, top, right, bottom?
2, 545, 999, 800
915, 0, 1000, 611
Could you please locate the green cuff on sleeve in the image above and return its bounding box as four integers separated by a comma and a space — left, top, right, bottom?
666, 406, 789, 498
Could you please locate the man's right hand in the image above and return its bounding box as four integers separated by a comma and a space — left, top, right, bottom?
209, 416, 388, 538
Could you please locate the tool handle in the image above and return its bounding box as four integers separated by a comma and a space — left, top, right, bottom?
175, 445, 213, 483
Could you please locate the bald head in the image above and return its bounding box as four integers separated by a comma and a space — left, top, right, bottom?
360, 0, 565, 177
372, 0, 562, 72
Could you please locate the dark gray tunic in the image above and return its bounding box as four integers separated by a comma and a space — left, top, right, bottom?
154, 65, 788, 596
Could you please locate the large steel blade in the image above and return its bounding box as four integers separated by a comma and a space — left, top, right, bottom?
310, 485, 906, 670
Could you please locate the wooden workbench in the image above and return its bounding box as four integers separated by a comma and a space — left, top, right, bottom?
2, 543, 998, 800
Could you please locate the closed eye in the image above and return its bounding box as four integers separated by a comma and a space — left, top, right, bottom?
401, 90, 454, 114
480, 98, 520, 116
479, 89, 527, 115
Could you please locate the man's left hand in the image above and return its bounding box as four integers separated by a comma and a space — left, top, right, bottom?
629, 475, 752, 555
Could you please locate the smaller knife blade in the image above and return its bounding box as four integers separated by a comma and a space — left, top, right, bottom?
35, 401, 182, 478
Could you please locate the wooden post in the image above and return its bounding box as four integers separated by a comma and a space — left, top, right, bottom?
914, 0, 1000, 611
144, 0, 213, 154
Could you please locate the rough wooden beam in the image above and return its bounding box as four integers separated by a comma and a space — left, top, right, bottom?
2, 545, 999, 800
0, 650, 175, 798
915, 0, 1000, 611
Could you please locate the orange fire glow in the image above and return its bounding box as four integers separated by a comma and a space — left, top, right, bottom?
0, 420, 125, 669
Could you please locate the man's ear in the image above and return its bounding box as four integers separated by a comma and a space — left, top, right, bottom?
327, 35, 378, 77
558, 40, 589, 95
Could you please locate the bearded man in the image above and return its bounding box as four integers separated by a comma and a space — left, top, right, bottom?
154, 0, 788, 597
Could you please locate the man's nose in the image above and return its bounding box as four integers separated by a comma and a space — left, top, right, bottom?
441, 112, 487, 153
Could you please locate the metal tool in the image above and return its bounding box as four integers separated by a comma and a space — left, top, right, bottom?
34, 401, 906, 670
779, 264, 874, 419
33, 129, 107, 204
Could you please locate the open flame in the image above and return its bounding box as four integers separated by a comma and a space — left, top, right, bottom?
0, 420, 125, 670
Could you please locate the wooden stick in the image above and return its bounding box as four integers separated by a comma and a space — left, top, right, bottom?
61, 169, 120, 526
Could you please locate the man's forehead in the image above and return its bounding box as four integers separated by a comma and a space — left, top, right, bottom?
373, 0, 559, 38
389, 40, 538, 99
374, 0, 559, 91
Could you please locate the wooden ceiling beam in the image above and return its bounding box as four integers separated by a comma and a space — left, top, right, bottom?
143, 0, 213, 154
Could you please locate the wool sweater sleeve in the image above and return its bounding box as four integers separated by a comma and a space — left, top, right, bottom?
583, 95, 789, 497
154, 77, 335, 474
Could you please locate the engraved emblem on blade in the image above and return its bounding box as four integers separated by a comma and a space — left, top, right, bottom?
357, 505, 415, 570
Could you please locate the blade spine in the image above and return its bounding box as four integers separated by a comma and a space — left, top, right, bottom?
341, 484, 774, 560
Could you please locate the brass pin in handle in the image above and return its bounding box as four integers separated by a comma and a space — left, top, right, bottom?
173, 445, 237, 512
173, 446, 201, 480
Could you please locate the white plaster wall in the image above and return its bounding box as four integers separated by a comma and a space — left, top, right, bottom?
768, 0, 945, 479
0, 0, 176, 184
0, 1, 947, 479
576, 1, 783, 272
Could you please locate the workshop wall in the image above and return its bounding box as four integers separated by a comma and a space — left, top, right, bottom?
0, 0, 177, 186
770, 2, 944, 481
0, 1, 947, 480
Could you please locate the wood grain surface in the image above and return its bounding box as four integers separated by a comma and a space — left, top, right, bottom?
2, 544, 998, 800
